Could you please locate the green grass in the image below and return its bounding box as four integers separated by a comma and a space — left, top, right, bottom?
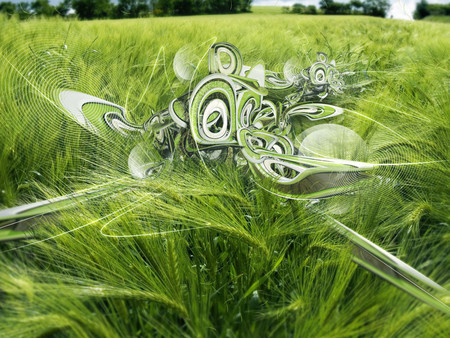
423, 15, 450, 23
0, 13, 449, 336
250, 6, 284, 14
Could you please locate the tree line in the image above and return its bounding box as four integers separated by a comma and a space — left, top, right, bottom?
414, 0, 450, 19
0, 0, 252, 19
152, 0, 252, 16
283, 0, 390, 18
4, 0, 447, 20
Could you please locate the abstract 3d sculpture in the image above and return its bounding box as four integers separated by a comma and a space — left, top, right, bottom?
0, 42, 448, 314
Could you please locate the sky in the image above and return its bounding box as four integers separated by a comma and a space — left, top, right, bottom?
7, 0, 449, 21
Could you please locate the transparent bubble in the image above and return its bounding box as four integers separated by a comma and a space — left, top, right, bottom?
317, 195, 354, 215
173, 44, 201, 82
128, 142, 164, 179
283, 56, 304, 84
297, 124, 368, 162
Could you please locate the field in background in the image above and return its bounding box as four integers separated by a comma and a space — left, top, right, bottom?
250, 6, 284, 14
0, 13, 449, 336
423, 15, 450, 22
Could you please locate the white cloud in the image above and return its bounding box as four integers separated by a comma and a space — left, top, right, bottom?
389, 0, 416, 20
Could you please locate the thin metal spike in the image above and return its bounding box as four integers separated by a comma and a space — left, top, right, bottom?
326, 214, 449, 314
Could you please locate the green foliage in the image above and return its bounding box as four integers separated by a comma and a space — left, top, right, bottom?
0, 13, 449, 336
319, 0, 334, 9
305, 5, 317, 14
292, 3, 305, 14
0, 0, 56, 18
291, 0, 389, 17
427, 3, 450, 16
0, 0, 152, 19
415, 0, 450, 20
0, 0, 395, 19
56, 0, 72, 16
284, 3, 319, 15
152, 0, 252, 16
325, 2, 352, 14
320, 0, 353, 15
115, 0, 151, 18
291, 3, 318, 15
0, 1, 15, 16
350, 0, 363, 10
362, 0, 390, 18
172, 0, 196, 15
318, 0, 389, 17
72, 0, 114, 19
31, 0, 55, 16
414, 0, 430, 19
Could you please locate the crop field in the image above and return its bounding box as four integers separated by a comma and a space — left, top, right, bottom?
423, 15, 450, 23
0, 11, 449, 337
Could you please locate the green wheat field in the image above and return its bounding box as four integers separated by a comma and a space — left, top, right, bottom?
0, 11, 449, 337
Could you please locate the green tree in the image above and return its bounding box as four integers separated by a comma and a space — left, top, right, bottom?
304, 5, 317, 14
426, 3, 450, 16
31, 0, 55, 16
362, 0, 390, 17
72, 0, 113, 19
56, 0, 72, 16
204, 0, 244, 14
172, 0, 194, 15
205, 0, 228, 13
239, 0, 252, 12
153, 0, 252, 16
414, 0, 429, 19
17, 1, 32, 19
292, 3, 305, 14
319, 0, 334, 10
152, 0, 173, 16
0, 2, 16, 17
321, 1, 351, 14
350, 0, 363, 13
116, 0, 150, 18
